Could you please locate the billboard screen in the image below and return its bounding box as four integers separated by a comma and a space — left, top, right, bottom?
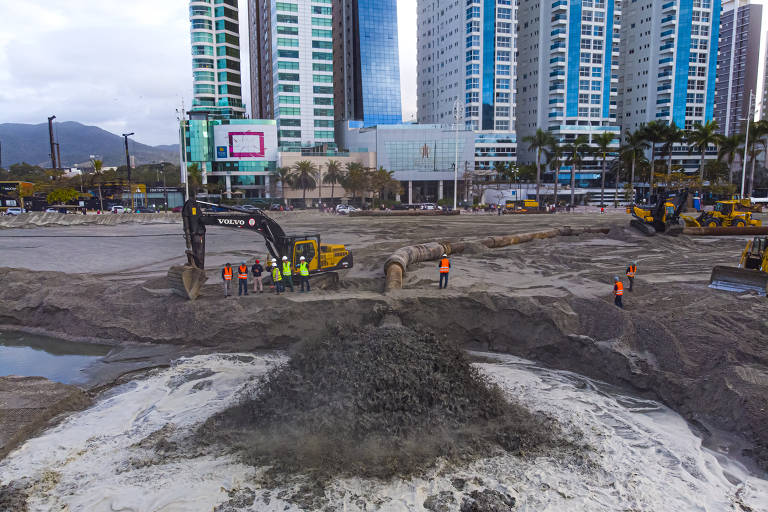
213, 124, 278, 162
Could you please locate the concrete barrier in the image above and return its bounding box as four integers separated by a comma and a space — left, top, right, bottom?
0, 212, 181, 229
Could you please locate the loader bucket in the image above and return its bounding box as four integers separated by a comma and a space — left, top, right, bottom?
709, 265, 768, 296
167, 265, 208, 300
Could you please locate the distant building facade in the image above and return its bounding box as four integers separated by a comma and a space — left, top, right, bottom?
714, 0, 762, 136
189, 0, 246, 118
333, 0, 403, 127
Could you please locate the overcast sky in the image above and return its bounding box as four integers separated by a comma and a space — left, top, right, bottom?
0, 1, 765, 146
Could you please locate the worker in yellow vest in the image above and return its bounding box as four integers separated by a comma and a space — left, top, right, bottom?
625, 261, 637, 292
221, 263, 233, 297
613, 276, 624, 309
438, 253, 450, 289
237, 261, 249, 297
271, 258, 282, 295
297, 256, 311, 292
281, 255, 295, 292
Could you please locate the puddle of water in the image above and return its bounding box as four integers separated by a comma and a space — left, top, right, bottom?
0, 331, 111, 385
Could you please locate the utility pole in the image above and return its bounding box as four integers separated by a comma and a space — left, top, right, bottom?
55, 143, 62, 171
176, 101, 189, 201
162, 165, 168, 212
122, 132, 135, 210
741, 90, 754, 198
48, 115, 57, 169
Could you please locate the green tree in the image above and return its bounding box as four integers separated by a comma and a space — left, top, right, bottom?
493, 161, 507, 190
661, 122, 685, 185
593, 132, 616, 207
522, 128, 554, 205
703, 159, 729, 184
546, 138, 564, 206
369, 166, 401, 204
291, 161, 318, 205
270, 166, 292, 200
564, 135, 591, 207
46, 187, 79, 205
639, 120, 667, 193
323, 159, 345, 202
620, 129, 649, 203
343, 162, 369, 205
91, 159, 105, 212
186, 163, 202, 199
687, 120, 720, 191
748, 120, 768, 196
717, 133, 742, 185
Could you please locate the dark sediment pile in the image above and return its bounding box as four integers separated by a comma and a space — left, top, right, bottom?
201, 326, 568, 480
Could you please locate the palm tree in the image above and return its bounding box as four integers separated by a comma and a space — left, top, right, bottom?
748, 120, 768, 196
546, 138, 563, 208
593, 132, 616, 207
522, 128, 554, 205
717, 134, 741, 185
493, 161, 507, 190
564, 134, 591, 208
323, 159, 344, 203
187, 163, 202, 198
344, 161, 369, 205
640, 120, 667, 193
270, 166, 292, 201
661, 122, 684, 186
620, 129, 649, 203
291, 161, 318, 206
687, 120, 720, 192
91, 159, 105, 211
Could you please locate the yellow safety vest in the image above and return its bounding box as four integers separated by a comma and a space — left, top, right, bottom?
300, 262, 309, 276
282, 262, 292, 276
272, 266, 282, 282
626, 265, 637, 278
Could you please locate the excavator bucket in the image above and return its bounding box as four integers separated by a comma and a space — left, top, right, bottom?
709, 265, 768, 296
167, 265, 208, 300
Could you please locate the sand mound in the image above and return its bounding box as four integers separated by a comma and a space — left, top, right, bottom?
202, 326, 565, 479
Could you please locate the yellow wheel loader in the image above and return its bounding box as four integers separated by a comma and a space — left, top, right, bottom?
710, 237, 768, 296
682, 199, 762, 228
167, 200, 353, 300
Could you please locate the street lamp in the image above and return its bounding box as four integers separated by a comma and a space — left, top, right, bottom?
740, 90, 755, 198
122, 132, 135, 209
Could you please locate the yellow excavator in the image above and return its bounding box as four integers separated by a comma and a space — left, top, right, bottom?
630, 190, 688, 235
682, 198, 762, 228
167, 200, 353, 300
710, 237, 768, 296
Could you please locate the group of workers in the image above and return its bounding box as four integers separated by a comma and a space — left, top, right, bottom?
221, 256, 311, 297
612, 261, 638, 309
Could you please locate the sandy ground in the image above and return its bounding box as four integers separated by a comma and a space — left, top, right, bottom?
1, 209, 768, 473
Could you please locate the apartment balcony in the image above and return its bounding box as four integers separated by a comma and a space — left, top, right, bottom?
549, 69, 565, 77
550, 56, 566, 65
662, 1, 676, 13
552, 0, 568, 11
549, 96, 565, 105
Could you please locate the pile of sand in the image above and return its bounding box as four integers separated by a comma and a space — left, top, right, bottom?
201, 326, 566, 480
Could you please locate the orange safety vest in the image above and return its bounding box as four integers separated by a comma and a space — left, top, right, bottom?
614, 281, 624, 296
626, 265, 636, 278
439, 258, 450, 274
223, 267, 233, 280
238, 265, 248, 279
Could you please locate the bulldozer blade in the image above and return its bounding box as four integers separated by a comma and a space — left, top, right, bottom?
630, 219, 656, 236
167, 265, 208, 300
709, 265, 768, 296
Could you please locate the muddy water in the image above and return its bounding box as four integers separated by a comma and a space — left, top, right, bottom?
0, 331, 111, 384
0, 352, 766, 511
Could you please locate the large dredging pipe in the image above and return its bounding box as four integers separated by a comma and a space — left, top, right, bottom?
384, 226, 610, 291
683, 226, 768, 236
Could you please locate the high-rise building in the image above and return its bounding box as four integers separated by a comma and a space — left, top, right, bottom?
334, 0, 403, 127
619, 0, 722, 133
248, 0, 336, 150
416, 0, 517, 132
189, 0, 246, 118
516, 0, 621, 185
714, 1, 761, 136
762, 32, 768, 120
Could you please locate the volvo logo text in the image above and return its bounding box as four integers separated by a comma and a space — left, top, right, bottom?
217, 219, 246, 226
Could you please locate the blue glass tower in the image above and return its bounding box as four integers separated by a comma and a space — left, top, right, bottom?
334, 0, 403, 127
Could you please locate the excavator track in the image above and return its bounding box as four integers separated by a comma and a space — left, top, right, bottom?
630, 219, 657, 236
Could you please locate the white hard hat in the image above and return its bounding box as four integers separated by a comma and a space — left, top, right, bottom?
282, 256, 288, 261
300, 256, 306, 260
272, 258, 277, 263
442, 253, 447, 257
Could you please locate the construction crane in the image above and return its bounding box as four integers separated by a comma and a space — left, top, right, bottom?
167, 200, 353, 300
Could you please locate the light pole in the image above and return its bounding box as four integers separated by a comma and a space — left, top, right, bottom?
48, 115, 57, 169
122, 132, 135, 210
453, 99, 463, 210
176, 104, 189, 201
740, 90, 754, 198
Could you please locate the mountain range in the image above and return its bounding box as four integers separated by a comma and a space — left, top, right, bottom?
0, 121, 179, 168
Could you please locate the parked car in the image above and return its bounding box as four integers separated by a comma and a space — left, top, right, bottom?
5, 207, 24, 215
270, 203, 283, 211
420, 203, 437, 211
135, 207, 157, 213
238, 205, 259, 212
111, 206, 126, 214
337, 205, 359, 215
45, 207, 59, 213
172, 206, 183, 213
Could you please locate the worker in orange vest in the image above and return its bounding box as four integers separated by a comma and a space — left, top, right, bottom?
221, 263, 233, 297
438, 253, 450, 289
625, 261, 637, 292
613, 276, 624, 308
237, 261, 249, 296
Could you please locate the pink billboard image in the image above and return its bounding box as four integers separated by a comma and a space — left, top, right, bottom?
228, 132, 266, 158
